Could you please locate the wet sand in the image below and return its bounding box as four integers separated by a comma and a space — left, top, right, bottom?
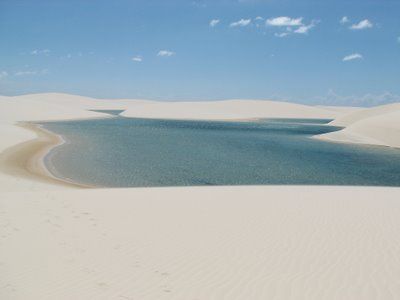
0, 122, 84, 189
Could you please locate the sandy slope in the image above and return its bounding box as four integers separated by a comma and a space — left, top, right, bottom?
2, 186, 400, 300
318, 103, 400, 148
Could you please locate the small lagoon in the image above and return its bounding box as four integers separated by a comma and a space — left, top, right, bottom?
41, 116, 400, 187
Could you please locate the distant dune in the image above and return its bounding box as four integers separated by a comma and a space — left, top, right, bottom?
1, 93, 347, 122
317, 103, 400, 148
120, 99, 344, 120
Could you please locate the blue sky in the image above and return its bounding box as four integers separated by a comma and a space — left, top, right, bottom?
0, 0, 399, 106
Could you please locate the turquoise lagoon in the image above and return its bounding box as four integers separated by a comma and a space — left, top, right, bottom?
40, 116, 400, 187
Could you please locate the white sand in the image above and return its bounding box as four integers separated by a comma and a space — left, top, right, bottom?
120, 100, 343, 120
1, 93, 400, 299
2, 186, 400, 300
317, 103, 400, 148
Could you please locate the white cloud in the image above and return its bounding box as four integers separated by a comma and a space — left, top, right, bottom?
157, 50, 175, 57
62, 52, 86, 59
266, 16, 303, 27
274, 32, 289, 38
340, 16, 349, 24
132, 56, 143, 62
342, 53, 363, 61
230, 18, 251, 27
15, 71, 37, 76
294, 21, 318, 34
272, 19, 317, 37
31, 49, 51, 55
191, 0, 207, 8
255, 16, 263, 21
350, 19, 373, 30
209, 19, 220, 27
0, 71, 8, 79
14, 69, 48, 76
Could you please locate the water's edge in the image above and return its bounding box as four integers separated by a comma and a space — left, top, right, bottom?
0, 122, 87, 188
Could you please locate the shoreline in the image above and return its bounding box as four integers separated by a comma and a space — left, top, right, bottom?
1, 117, 329, 190
2, 117, 399, 190
314, 129, 400, 149
0, 122, 89, 189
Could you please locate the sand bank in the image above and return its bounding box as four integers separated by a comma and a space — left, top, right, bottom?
0, 123, 89, 189
0, 123, 72, 188
317, 103, 400, 148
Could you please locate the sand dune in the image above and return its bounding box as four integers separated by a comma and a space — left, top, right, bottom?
1, 93, 400, 299
1, 93, 345, 122
318, 103, 400, 148
2, 186, 400, 300
120, 99, 342, 120
317, 105, 363, 114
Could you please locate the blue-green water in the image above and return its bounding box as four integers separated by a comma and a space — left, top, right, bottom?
41, 117, 400, 187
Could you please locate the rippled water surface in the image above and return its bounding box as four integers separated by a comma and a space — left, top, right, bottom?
41, 117, 400, 187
